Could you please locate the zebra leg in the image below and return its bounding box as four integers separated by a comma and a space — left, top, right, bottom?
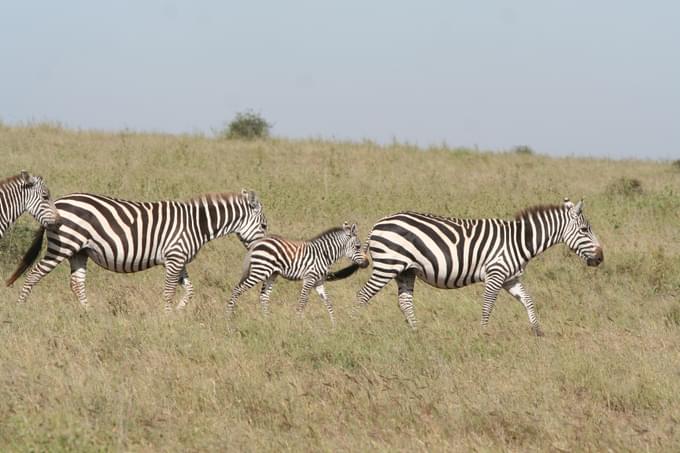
481, 271, 505, 329
356, 267, 400, 306
396, 269, 417, 330
258, 275, 276, 316
503, 278, 543, 336
176, 266, 194, 310
69, 252, 89, 309
17, 253, 68, 303
296, 277, 315, 318
227, 274, 263, 318
314, 284, 335, 327
162, 258, 186, 312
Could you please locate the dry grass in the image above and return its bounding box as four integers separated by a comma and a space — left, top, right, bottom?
1, 124, 680, 451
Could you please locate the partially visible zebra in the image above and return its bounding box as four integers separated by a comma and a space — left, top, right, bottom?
227, 222, 369, 325
0, 170, 60, 238
6, 189, 267, 310
331, 198, 603, 335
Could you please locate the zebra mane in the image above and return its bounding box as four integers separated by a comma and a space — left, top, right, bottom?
309, 226, 345, 242
514, 204, 563, 221
187, 192, 239, 204
0, 174, 22, 188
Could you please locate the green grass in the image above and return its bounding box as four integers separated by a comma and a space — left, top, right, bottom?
1, 124, 680, 451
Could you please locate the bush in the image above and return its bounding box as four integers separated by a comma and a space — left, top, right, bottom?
672, 160, 680, 171
512, 145, 534, 155
222, 111, 272, 140
606, 177, 643, 197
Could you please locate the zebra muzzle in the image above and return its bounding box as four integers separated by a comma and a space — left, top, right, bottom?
586, 247, 603, 267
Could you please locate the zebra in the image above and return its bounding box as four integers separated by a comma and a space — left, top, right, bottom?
329, 198, 603, 335
6, 189, 267, 310
227, 222, 369, 325
0, 170, 60, 238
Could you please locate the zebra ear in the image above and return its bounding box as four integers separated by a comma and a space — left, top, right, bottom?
574, 199, 584, 215
242, 189, 261, 210
20, 170, 35, 186
350, 223, 358, 236
342, 221, 351, 234
563, 197, 574, 209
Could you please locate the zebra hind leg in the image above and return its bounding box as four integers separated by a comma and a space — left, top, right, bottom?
227, 274, 262, 319
296, 277, 316, 319
258, 275, 276, 316
69, 252, 89, 309
396, 269, 417, 330
17, 254, 67, 303
503, 278, 544, 336
176, 266, 194, 310
355, 266, 399, 308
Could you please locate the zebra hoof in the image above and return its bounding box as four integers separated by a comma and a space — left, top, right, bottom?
532, 326, 545, 337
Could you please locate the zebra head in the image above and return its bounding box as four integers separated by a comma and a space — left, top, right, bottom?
235, 189, 267, 248
562, 197, 603, 267
19, 171, 61, 231
342, 222, 369, 268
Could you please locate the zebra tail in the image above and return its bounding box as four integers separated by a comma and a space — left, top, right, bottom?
6, 226, 45, 287
326, 264, 361, 281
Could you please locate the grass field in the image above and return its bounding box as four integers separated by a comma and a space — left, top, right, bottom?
1, 123, 680, 452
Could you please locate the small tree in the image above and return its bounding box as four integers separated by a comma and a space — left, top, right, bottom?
223, 110, 272, 140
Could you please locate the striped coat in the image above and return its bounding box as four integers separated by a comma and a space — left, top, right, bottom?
7, 189, 267, 310
347, 198, 603, 335
0, 171, 59, 238
227, 222, 369, 325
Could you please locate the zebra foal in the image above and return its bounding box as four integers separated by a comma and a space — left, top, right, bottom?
0, 170, 60, 238
334, 198, 603, 335
227, 222, 369, 325
6, 189, 267, 310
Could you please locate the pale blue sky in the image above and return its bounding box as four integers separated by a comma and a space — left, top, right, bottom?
1, 1, 678, 159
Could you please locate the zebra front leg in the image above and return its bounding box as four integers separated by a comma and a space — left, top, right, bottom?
162, 259, 185, 312
296, 277, 315, 318
258, 276, 276, 316
481, 271, 505, 329
17, 254, 67, 303
503, 278, 543, 336
69, 252, 89, 309
396, 269, 417, 330
175, 266, 194, 310
314, 284, 335, 327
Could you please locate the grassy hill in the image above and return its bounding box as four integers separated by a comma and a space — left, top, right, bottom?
1, 123, 679, 451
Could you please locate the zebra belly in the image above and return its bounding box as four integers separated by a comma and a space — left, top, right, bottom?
84, 245, 162, 273
415, 269, 482, 289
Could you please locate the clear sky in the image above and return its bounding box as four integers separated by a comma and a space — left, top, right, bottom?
1, 1, 678, 159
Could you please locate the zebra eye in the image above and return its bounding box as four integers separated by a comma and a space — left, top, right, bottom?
579, 227, 589, 233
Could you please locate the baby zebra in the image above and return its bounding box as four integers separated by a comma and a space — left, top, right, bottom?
227, 222, 369, 325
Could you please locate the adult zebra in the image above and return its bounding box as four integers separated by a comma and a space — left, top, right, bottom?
6, 189, 267, 310
0, 170, 60, 238
330, 198, 603, 335
227, 222, 369, 325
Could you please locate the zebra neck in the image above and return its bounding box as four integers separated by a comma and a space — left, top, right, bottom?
519, 208, 568, 259
309, 233, 344, 265
193, 199, 238, 242
0, 188, 24, 234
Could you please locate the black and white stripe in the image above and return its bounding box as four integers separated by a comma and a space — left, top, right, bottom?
227, 222, 369, 325
6, 189, 267, 310
351, 198, 603, 335
0, 171, 60, 238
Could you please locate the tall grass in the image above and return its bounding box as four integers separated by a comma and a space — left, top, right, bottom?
1, 124, 679, 451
